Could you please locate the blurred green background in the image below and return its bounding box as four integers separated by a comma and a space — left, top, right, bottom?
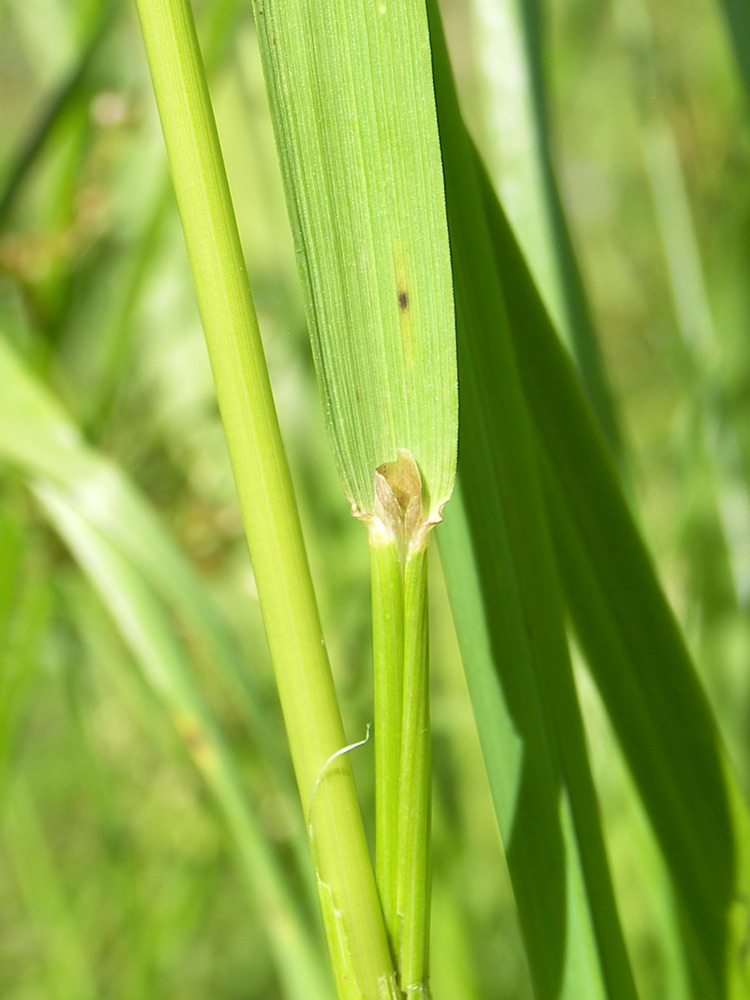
1, 0, 749, 997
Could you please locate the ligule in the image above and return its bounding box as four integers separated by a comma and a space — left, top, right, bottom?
369, 449, 433, 557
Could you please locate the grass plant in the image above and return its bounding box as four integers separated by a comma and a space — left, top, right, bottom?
1, 0, 750, 998
247, 5, 456, 993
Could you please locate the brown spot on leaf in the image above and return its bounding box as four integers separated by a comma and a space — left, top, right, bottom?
398, 290, 409, 312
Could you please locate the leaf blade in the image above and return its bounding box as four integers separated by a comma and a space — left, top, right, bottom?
252, 0, 456, 521
427, 5, 638, 997
476, 131, 750, 998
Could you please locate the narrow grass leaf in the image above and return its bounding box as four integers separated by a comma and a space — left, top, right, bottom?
0, 335, 331, 998
428, 5, 638, 998
34, 483, 334, 1000
468, 0, 624, 467
0, 0, 121, 223
612, 0, 750, 607
477, 143, 750, 998
468, 0, 565, 332
0, 335, 277, 741
3, 781, 99, 1000
0, 512, 51, 788
717, 0, 750, 100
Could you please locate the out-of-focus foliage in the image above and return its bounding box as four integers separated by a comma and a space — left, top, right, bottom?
1, 0, 749, 997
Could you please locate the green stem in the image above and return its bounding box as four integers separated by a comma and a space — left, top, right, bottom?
396, 545, 431, 997
371, 540, 433, 994
371, 538, 405, 951
133, 2, 398, 997
370, 452, 433, 995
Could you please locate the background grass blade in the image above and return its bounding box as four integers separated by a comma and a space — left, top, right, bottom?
428, 5, 638, 998
476, 136, 750, 998
0, 0, 121, 225
438, 482, 607, 1000
34, 483, 333, 1000
2, 780, 99, 1000
78, 0, 247, 432
0, 509, 50, 791
717, 0, 750, 100
468, 0, 624, 467
611, 0, 750, 612
0, 332, 331, 999
468, 0, 565, 333
0, 334, 279, 750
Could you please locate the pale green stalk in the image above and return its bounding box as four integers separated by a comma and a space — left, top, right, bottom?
371, 536, 432, 996
371, 539, 404, 940
370, 452, 434, 995
396, 545, 431, 995
133, 1, 398, 997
